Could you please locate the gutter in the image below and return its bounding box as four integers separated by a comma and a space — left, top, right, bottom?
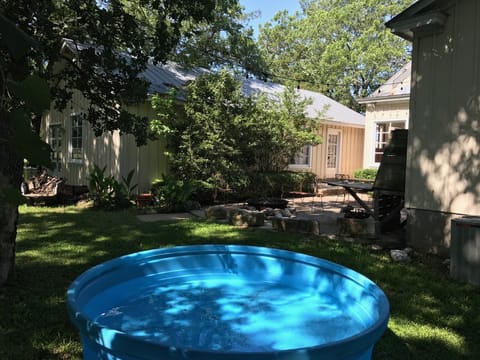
357, 93, 410, 105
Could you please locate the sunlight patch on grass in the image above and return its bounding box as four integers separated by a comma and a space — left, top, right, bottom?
389, 318, 466, 355
190, 224, 247, 239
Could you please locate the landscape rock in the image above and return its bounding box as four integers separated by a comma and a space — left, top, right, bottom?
229, 209, 265, 227
371, 244, 383, 252
205, 206, 228, 220
390, 249, 411, 262
272, 217, 320, 235
403, 247, 414, 254
337, 217, 379, 239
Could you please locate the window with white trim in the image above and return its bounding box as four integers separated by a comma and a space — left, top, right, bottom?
374, 121, 405, 163
48, 124, 63, 174
69, 113, 84, 162
290, 145, 311, 167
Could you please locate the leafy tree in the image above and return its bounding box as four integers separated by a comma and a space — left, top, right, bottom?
150, 71, 322, 195
0, 0, 247, 287
120, 0, 268, 76
247, 87, 323, 172
258, 0, 414, 110
152, 71, 252, 192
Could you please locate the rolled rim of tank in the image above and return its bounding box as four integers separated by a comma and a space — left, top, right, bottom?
67, 244, 390, 359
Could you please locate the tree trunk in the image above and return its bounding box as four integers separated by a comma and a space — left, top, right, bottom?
0, 203, 19, 287
0, 114, 23, 288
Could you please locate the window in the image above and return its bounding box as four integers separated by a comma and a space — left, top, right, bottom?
374, 121, 405, 163
290, 145, 311, 167
48, 124, 63, 174
70, 113, 84, 162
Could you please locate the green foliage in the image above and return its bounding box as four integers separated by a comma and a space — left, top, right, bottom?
0, 14, 52, 206
247, 87, 323, 172
258, 0, 414, 110
120, 0, 267, 77
151, 175, 198, 212
88, 165, 136, 210
151, 71, 322, 199
1, 0, 254, 146
1, 0, 253, 286
121, 169, 138, 199
246, 171, 317, 197
354, 168, 378, 180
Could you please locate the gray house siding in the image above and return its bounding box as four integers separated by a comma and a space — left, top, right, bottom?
388, 0, 480, 254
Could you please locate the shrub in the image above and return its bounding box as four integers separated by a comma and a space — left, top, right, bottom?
245, 171, 316, 198
88, 165, 137, 209
353, 168, 378, 180
151, 175, 199, 212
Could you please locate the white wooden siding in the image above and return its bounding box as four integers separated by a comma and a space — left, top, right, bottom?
363, 100, 410, 167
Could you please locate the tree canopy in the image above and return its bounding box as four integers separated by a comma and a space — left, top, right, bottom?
257, 0, 414, 110
120, 0, 268, 76
0, 0, 259, 287
1, 0, 262, 146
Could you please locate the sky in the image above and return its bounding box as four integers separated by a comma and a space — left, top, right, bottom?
239, 0, 301, 37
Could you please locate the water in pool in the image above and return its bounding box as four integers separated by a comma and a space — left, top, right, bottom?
93, 274, 372, 352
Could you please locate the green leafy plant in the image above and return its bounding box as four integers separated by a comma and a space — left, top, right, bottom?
151, 175, 199, 212
121, 169, 138, 199
246, 171, 317, 198
88, 165, 137, 210
354, 168, 378, 181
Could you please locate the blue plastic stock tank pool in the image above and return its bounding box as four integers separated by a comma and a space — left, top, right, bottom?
67, 245, 389, 359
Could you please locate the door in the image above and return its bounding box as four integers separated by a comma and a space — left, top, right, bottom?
325, 128, 341, 178
48, 124, 63, 176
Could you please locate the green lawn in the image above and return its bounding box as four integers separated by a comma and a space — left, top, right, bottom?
1, 205, 479, 359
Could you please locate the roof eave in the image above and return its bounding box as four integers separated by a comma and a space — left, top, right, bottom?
386, 8, 448, 41
357, 93, 410, 104
323, 119, 364, 129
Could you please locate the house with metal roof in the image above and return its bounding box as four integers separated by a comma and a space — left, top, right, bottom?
357, 62, 411, 168
42, 43, 365, 192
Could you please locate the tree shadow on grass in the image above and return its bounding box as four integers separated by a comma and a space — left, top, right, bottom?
373, 328, 412, 359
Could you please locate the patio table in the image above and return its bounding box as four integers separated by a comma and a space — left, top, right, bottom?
323, 180, 376, 218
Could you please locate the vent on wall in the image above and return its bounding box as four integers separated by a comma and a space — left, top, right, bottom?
450, 216, 480, 287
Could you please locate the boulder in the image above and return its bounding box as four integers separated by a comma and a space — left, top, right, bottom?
229, 209, 265, 227
390, 249, 411, 262
337, 217, 379, 239
272, 217, 320, 235
205, 206, 228, 220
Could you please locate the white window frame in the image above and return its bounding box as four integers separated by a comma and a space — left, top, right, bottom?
48, 124, 63, 175
69, 113, 84, 163
372, 120, 406, 166
325, 128, 342, 178
289, 145, 312, 169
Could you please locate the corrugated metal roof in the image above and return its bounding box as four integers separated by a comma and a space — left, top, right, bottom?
241, 78, 365, 126
141, 62, 209, 95
142, 63, 364, 127
62, 39, 364, 126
